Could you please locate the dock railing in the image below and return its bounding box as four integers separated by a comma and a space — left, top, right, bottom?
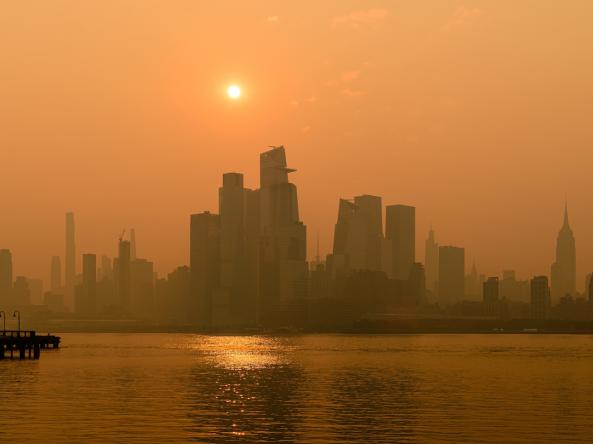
1, 330, 35, 338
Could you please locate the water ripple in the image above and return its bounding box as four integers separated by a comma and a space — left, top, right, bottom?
1, 333, 593, 443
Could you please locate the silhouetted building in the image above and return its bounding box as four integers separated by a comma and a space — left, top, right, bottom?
309, 262, 330, 300
353, 195, 383, 271
483, 277, 499, 303
156, 266, 191, 324
65, 212, 76, 308
12, 276, 30, 305
499, 270, 529, 303
26, 278, 43, 305
131, 259, 154, 318
551, 203, 576, 302
380, 237, 392, 277
589, 273, 593, 304
51, 256, 61, 293
117, 239, 131, 312
465, 263, 480, 300
190, 211, 220, 328
331, 195, 382, 274
483, 277, 499, 316
99, 255, 113, 281
438, 246, 465, 305
76, 254, 97, 315
531, 275, 551, 320
130, 228, 137, 261
408, 262, 426, 305
97, 272, 116, 314
331, 199, 355, 274
258, 146, 307, 326
385, 204, 415, 280
243, 188, 261, 323
424, 228, 439, 294
218, 172, 251, 327
0, 249, 13, 304
332, 199, 355, 259
44, 291, 65, 313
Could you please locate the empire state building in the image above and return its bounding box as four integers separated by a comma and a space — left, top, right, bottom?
550, 203, 576, 301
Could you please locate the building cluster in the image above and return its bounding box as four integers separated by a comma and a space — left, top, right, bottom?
472, 204, 588, 321
0, 147, 592, 329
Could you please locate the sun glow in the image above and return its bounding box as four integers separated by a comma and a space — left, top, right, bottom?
227, 84, 241, 99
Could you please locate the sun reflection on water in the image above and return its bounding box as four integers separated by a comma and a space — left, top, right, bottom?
173, 335, 295, 370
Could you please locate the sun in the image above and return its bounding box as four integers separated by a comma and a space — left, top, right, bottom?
227, 85, 241, 100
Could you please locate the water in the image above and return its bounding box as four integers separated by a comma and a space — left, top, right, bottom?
1, 334, 593, 443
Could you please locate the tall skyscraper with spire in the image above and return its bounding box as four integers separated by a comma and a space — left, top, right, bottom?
550, 202, 576, 302
65, 212, 76, 307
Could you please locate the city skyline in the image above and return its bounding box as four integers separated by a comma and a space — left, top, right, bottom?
0, 146, 591, 324
0, 161, 591, 295
1, 174, 590, 292
1, 2, 593, 289
2, 3, 593, 443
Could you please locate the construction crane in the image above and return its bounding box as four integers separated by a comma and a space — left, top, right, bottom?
119, 229, 126, 243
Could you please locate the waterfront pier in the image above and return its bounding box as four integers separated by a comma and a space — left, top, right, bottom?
0, 331, 60, 360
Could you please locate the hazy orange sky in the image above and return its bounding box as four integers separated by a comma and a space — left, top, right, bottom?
1, 1, 592, 290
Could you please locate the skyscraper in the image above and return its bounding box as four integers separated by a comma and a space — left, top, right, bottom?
0, 249, 13, 304
76, 254, 97, 315
331, 195, 382, 273
117, 239, 131, 313
550, 203, 576, 302
190, 211, 220, 328
589, 273, 593, 304
438, 246, 465, 305
243, 188, 261, 324
131, 258, 154, 318
531, 276, 551, 320
26, 278, 44, 305
12, 276, 30, 305
99, 255, 113, 281
483, 276, 499, 316
65, 212, 76, 307
385, 205, 415, 280
353, 195, 383, 271
465, 263, 480, 299
408, 262, 426, 304
332, 198, 355, 258
258, 146, 307, 325
130, 228, 137, 261
483, 277, 499, 303
218, 172, 249, 326
424, 228, 439, 293
51, 256, 61, 293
